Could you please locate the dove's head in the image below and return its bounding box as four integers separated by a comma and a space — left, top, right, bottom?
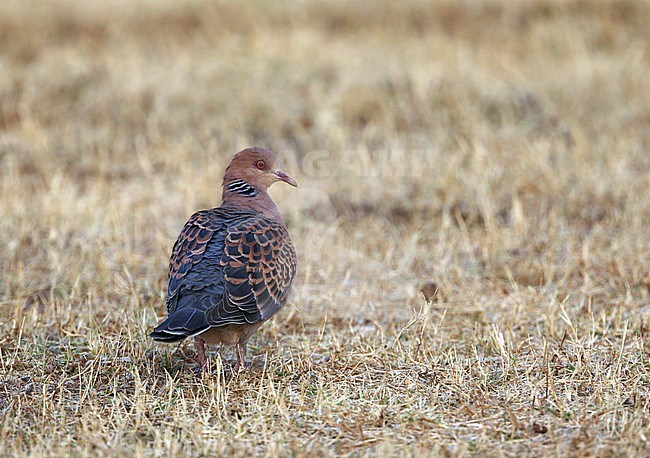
223, 147, 297, 194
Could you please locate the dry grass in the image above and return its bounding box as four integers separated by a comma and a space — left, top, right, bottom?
1, 0, 650, 455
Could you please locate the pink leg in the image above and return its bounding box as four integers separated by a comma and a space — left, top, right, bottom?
195, 337, 207, 372
235, 340, 250, 372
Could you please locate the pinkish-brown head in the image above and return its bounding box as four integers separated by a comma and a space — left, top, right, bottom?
222, 147, 297, 198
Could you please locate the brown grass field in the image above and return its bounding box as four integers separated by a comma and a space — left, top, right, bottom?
1, 0, 650, 456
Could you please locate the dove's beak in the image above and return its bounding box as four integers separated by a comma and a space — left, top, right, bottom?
274, 169, 298, 187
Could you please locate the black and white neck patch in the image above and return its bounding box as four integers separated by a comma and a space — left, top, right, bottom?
227, 180, 258, 197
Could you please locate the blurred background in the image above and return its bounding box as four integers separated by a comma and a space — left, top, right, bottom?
1, 0, 649, 453
1, 0, 648, 318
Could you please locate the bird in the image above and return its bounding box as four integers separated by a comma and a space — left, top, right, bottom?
150, 147, 298, 372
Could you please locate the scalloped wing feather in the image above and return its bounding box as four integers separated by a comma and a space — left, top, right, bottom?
219, 218, 297, 322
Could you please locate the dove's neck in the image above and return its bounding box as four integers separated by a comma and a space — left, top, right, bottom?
221, 179, 282, 220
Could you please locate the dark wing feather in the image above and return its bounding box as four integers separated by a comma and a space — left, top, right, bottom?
166, 210, 226, 313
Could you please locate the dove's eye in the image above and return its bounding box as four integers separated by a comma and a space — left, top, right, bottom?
256, 160, 267, 170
